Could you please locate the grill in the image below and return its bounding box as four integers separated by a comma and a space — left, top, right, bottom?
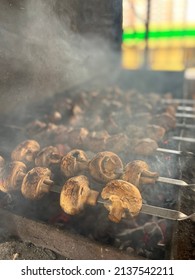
0, 69, 194, 260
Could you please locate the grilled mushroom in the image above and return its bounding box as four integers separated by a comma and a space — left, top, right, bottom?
121, 160, 159, 187
67, 127, 89, 149
88, 151, 123, 183
0, 156, 5, 171
105, 133, 129, 153
11, 140, 40, 164
21, 167, 53, 200
101, 180, 142, 223
61, 149, 89, 178
60, 175, 99, 215
151, 112, 176, 131
0, 161, 26, 193
85, 130, 110, 152
35, 146, 62, 169
145, 125, 166, 142
132, 138, 158, 156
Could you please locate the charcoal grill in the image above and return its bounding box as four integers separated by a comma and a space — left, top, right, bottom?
0, 69, 194, 260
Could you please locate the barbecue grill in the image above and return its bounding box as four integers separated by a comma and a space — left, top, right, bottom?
0, 0, 194, 260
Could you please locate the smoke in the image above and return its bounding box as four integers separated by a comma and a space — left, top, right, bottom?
0, 0, 117, 115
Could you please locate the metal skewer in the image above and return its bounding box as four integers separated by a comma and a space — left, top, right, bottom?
50, 185, 195, 221
50, 175, 195, 195
162, 99, 195, 105
177, 106, 195, 112
176, 123, 195, 129
97, 199, 195, 222
139, 204, 195, 221
175, 113, 195, 118
172, 136, 195, 143
156, 147, 195, 157
157, 177, 195, 191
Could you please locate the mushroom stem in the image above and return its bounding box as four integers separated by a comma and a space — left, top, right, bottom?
43, 179, 54, 186
19, 171, 26, 178
86, 189, 99, 206
108, 200, 123, 223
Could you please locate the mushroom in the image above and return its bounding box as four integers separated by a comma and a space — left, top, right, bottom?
150, 112, 176, 131
67, 127, 89, 149
11, 140, 40, 164
88, 151, 123, 183
0, 156, 5, 176
84, 130, 110, 152
101, 180, 142, 223
105, 133, 129, 153
21, 167, 53, 200
61, 149, 89, 178
0, 161, 27, 193
145, 125, 166, 142
121, 160, 159, 187
132, 138, 158, 156
60, 175, 99, 215
35, 146, 62, 169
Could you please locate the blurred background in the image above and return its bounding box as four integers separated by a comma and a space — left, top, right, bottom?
122, 0, 195, 71
1, 0, 195, 115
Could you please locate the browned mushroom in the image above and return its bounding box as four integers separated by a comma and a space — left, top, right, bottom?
105, 133, 129, 153
0, 156, 5, 170
60, 175, 99, 215
145, 125, 166, 142
132, 138, 158, 156
150, 112, 176, 131
11, 140, 40, 164
0, 161, 27, 193
60, 149, 89, 178
67, 127, 89, 149
121, 160, 159, 187
101, 180, 142, 223
21, 167, 53, 200
88, 151, 123, 183
84, 130, 110, 152
35, 146, 62, 169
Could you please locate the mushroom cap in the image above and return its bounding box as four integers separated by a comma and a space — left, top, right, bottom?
122, 160, 159, 187
88, 151, 123, 183
0, 161, 26, 192
101, 179, 142, 222
0, 156, 5, 169
60, 175, 91, 215
133, 138, 158, 156
35, 146, 61, 168
61, 149, 89, 178
0, 156, 5, 191
21, 167, 52, 200
6, 161, 26, 192
11, 140, 40, 164
146, 125, 165, 141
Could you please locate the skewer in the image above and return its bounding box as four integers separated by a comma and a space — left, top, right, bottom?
162, 99, 195, 105
137, 204, 195, 221
176, 123, 195, 129
156, 147, 195, 157
49, 185, 195, 221
157, 177, 195, 191
177, 106, 195, 112
175, 113, 195, 118
172, 136, 195, 143
96, 198, 195, 221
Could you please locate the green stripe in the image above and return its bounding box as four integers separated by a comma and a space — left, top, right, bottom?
123, 28, 195, 43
